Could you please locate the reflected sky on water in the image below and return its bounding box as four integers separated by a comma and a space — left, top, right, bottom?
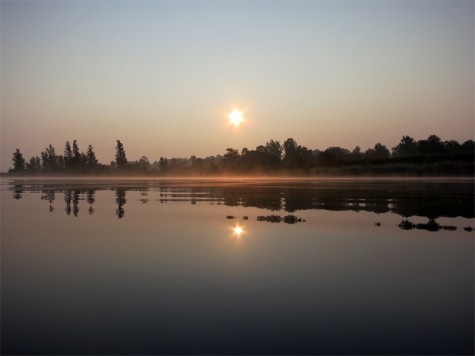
1, 178, 474, 355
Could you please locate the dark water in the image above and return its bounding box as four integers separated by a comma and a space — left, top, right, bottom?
1, 178, 474, 355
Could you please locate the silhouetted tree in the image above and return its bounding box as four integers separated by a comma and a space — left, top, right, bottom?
85, 145, 98, 169
242, 148, 280, 172
319, 147, 350, 166
137, 156, 150, 172
223, 148, 240, 171
461, 140, 475, 154
41, 145, 60, 172
190, 155, 197, 166
392, 135, 418, 157
11, 149, 25, 172
283, 138, 298, 168
443, 140, 461, 154
159, 157, 168, 172
115, 140, 128, 169
57, 155, 65, 169
256, 145, 266, 153
71, 140, 83, 171
265, 140, 283, 160
64, 141, 73, 170
282, 138, 313, 170
418, 135, 444, 155
351, 146, 362, 160
365, 143, 390, 160
283, 138, 298, 157
26, 156, 41, 173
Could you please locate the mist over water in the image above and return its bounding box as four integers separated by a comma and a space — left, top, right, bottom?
2, 1, 474, 353
1, 178, 474, 354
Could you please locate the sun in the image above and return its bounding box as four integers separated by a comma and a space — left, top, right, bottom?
228, 109, 244, 127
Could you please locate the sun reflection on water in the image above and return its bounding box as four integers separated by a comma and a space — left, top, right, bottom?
234, 226, 243, 235
232, 224, 245, 238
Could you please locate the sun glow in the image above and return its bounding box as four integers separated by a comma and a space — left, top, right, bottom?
233, 225, 244, 237
228, 109, 244, 127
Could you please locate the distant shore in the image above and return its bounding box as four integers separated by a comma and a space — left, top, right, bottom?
7, 135, 474, 177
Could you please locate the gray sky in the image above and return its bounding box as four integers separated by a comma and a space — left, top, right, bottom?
1, 0, 473, 171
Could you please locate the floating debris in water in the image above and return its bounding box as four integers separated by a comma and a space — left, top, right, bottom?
243, 216, 248, 220
442, 226, 457, 231
257, 215, 282, 223
399, 219, 461, 232
284, 215, 301, 224
463, 227, 473, 232
399, 220, 414, 230
375, 222, 381, 226
256, 215, 303, 224
226, 215, 236, 219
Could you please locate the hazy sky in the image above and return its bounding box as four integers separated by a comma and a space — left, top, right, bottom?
1, 0, 473, 171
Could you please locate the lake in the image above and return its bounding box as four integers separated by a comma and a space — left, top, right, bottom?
1, 178, 474, 355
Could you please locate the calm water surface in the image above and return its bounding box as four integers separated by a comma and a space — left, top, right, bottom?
1, 178, 474, 355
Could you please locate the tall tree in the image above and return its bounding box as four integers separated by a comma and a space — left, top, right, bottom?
11, 149, 25, 172
351, 146, 362, 160
72, 140, 82, 171
85, 145, 98, 169
283, 138, 312, 169
138, 156, 150, 171
392, 135, 417, 157
283, 138, 298, 168
159, 157, 168, 172
223, 148, 240, 171
115, 140, 128, 168
283, 138, 298, 157
41, 145, 59, 172
26, 156, 41, 173
265, 140, 283, 160
64, 141, 72, 170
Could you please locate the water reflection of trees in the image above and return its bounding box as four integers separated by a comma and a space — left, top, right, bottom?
73, 190, 80, 217
87, 190, 95, 214
115, 189, 127, 219
63, 190, 80, 217
8, 181, 474, 227
41, 189, 55, 212
399, 218, 458, 232
64, 190, 71, 216
12, 184, 24, 200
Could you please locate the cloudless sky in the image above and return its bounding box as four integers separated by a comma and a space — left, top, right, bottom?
1, 0, 473, 171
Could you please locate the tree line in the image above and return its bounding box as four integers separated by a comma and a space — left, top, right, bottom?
9, 135, 475, 176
